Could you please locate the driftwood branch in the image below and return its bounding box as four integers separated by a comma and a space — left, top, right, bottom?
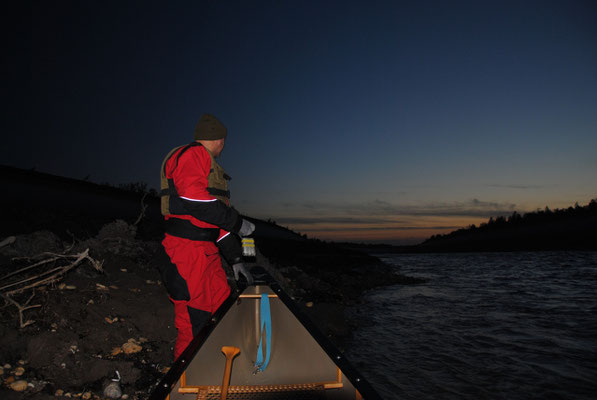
0, 236, 16, 249
0, 248, 103, 328
1, 292, 41, 328
0, 256, 63, 283
1, 249, 103, 295
134, 192, 149, 226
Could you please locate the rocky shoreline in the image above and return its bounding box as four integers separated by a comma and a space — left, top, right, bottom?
0, 217, 423, 399
0, 222, 174, 400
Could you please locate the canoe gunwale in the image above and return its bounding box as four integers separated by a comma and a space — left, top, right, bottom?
271, 279, 381, 399
148, 287, 241, 400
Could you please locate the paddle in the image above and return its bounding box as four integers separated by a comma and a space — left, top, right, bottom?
220, 346, 240, 400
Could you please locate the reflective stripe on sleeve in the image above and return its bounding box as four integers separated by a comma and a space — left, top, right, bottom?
180, 196, 218, 202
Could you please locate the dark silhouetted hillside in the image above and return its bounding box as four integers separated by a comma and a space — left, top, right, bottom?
1, 165, 164, 240
0, 165, 304, 242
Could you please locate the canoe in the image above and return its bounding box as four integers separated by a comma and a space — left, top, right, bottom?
150, 267, 382, 400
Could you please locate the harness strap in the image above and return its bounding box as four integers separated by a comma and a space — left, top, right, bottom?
163, 142, 201, 177
164, 218, 219, 242
207, 187, 231, 198
255, 293, 272, 372
208, 169, 231, 181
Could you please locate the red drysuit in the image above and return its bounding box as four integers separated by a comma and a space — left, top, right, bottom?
160, 143, 243, 359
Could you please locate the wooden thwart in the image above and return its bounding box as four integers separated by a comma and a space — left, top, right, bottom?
178, 368, 344, 398
194, 383, 325, 398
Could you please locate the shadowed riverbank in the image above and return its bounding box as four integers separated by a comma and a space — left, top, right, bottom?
0, 165, 422, 399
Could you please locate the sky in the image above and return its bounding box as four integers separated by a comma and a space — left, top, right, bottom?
7, 0, 597, 244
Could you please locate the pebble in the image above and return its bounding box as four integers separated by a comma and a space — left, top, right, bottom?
65, 285, 77, 290
122, 341, 142, 354
10, 380, 28, 391
55, 389, 64, 396
305, 301, 313, 307
18, 359, 26, 365
4, 363, 12, 369
82, 392, 92, 400
103, 381, 122, 399
58, 283, 66, 290
121, 395, 129, 399
5, 375, 15, 384
14, 366, 25, 376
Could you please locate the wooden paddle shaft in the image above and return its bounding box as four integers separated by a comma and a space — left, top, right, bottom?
220, 346, 240, 400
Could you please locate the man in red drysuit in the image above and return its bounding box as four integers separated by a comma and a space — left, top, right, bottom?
159, 114, 255, 359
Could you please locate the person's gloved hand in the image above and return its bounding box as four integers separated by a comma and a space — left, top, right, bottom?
232, 262, 254, 285
238, 219, 255, 237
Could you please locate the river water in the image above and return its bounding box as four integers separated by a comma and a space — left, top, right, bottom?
345, 252, 597, 399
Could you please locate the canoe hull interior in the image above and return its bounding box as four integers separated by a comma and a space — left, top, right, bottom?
152, 276, 381, 400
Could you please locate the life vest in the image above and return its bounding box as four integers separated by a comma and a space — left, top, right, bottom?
160, 142, 231, 216
160, 142, 231, 241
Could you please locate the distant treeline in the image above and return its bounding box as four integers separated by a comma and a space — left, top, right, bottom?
419, 199, 597, 252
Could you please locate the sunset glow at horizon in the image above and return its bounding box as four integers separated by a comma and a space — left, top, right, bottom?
8, 1, 596, 245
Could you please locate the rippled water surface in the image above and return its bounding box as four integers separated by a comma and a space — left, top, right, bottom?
346, 252, 597, 399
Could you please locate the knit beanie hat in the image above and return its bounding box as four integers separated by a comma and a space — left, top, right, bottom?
193, 114, 227, 140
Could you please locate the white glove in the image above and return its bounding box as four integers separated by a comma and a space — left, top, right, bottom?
238, 219, 255, 237
232, 263, 254, 285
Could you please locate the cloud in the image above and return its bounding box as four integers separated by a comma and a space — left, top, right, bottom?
487, 184, 546, 190
297, 225, 461, 233
279, 198, 517, 218
417, 198, 517, 217
257, 198, 519, 244
275, 216, 397, 225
